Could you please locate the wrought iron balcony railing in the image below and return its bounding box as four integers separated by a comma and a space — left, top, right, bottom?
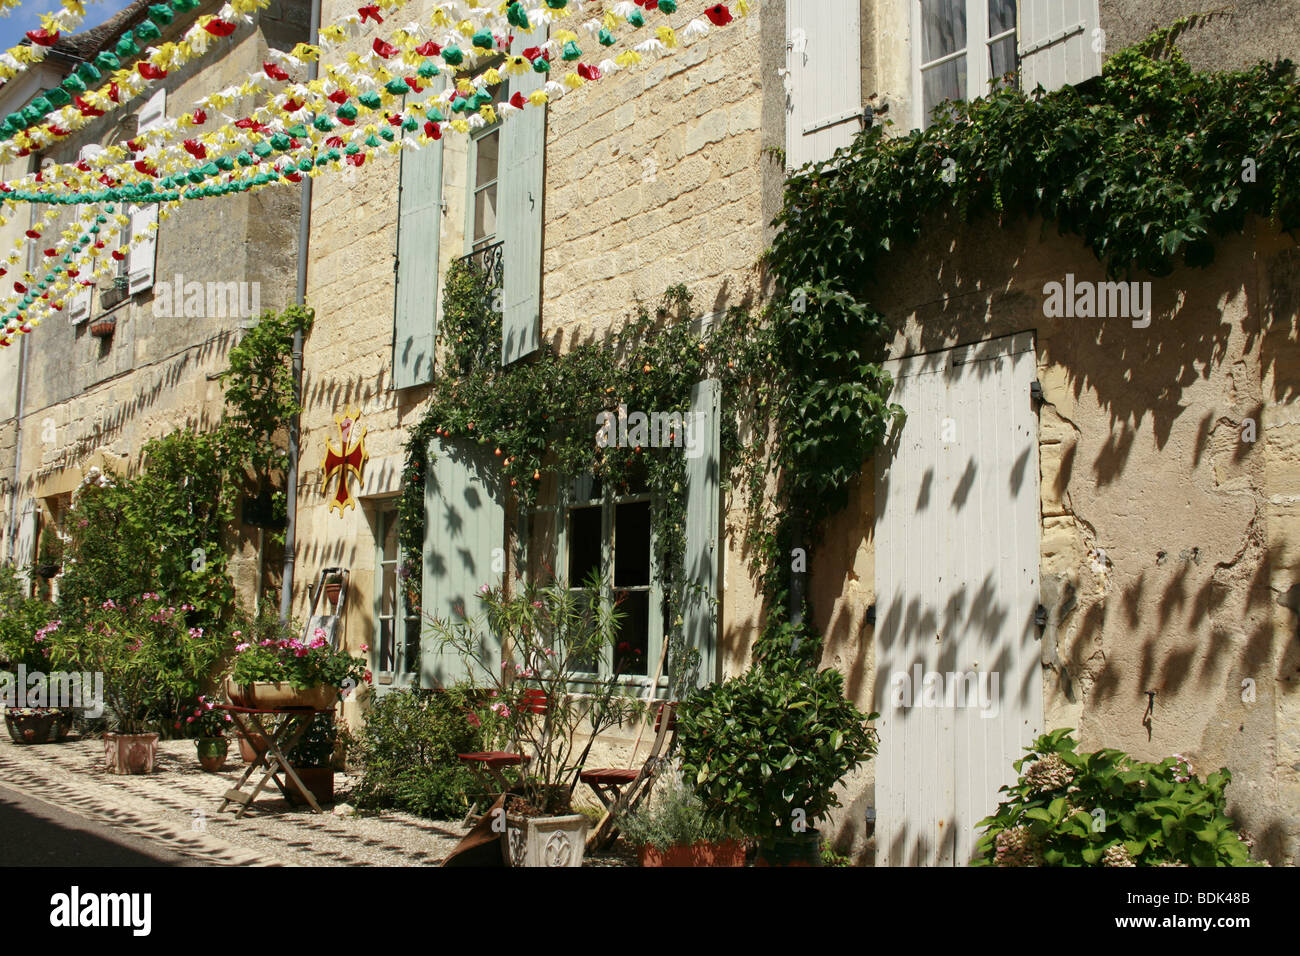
459, 239, 504, 290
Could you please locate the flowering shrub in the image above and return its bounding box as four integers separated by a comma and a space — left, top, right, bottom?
44, 594, 234, 734
973, 729, 1260, 867
427, 575, 647, 816
0, 566, 55, 672
228, 626, 369, 691
184, 695, 233, 738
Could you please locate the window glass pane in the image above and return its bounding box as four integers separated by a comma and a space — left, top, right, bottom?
473, 182, 497, 246
922, 56, 966, 120
475, 129, 499, 186
921, 0, 965, 63
382, 563, 397, 619
383, 510, 399, 560
567, 505, 602, 585
989, 33, 1017, 87
988, 0, 1016, 36
379, 618, 396, 673
614, 589, 649, 676
614, 501, 651, 588
403, 617, 421, 675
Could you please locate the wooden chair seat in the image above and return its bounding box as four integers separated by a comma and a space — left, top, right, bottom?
580, 767, 639, 785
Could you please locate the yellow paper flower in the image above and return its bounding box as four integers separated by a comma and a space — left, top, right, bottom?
527, 89, 547, 106
657, 26, 677, 48
450, 118, 470, 134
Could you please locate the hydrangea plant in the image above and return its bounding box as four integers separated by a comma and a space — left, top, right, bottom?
973, 729, 1260, 867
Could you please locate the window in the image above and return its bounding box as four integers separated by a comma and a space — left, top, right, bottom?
560, 474, 664, 685
374, 506, 420, 685
915, 0, 1018, 127
469, 125, 499, 252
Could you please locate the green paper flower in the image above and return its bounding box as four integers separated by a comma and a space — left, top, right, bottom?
442, 45, 463, 65
627, 9, 644, 27
562, 40, 581, 61
385, 79, 409, 95
418, 60, 438, 79
599, 28, 615, 46
359, 91, 382, 109
148, 4, 174, 24
94, 52, 121, 72
506, 2, 529, 29
472, 30, 493, 50
532, 56, 550, 73
135, 20, 162, 42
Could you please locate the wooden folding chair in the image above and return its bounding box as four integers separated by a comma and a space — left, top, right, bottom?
581, 700, 677, 852
456, 688, 550, 824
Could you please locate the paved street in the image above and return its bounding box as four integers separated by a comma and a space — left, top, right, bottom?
0, 735, 469, 866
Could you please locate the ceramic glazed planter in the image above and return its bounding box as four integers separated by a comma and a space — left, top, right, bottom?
196, 737, 229, 772
4, 710, 75, 744
755, 830, 821, 867
502, 814, 589, 867
224, 678, 337, 711
104, 733, 158, 774
637, 839, 748, 867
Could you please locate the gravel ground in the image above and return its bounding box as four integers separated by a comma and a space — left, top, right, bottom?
0, 733, 633, 866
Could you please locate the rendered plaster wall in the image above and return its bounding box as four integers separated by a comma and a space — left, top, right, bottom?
805, 213, 1299, 865
1, 6, 308, 604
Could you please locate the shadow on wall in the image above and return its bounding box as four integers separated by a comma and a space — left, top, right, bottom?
805, 212, 1300, 865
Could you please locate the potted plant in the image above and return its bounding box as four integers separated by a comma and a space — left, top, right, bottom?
187, 694, 233, 771
430, 575, 646, 868
619, 764, 750, 866
283, 712, 337, 806
43, 595, 217, 774
225, 624, 369, 710
676, 629, 879, 867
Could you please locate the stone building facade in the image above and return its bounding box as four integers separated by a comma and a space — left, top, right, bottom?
289, 0, 1300, 865
0, 0, 310, 603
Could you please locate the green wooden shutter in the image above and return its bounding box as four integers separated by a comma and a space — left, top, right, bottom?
421, 438, 505, 687
682, 379, 721, 688
393, 86, 444, 389
499, 30, 546, 365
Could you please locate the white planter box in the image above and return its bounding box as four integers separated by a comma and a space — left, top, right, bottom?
503, 813, 589, 867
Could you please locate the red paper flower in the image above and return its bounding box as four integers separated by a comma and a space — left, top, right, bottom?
325, 135, 344, 147
346, 152, 365, 167
358, 4, 382, 22
111, 250, 126, 261
43, 248, 56, 257
522, 46, 542, 61
264, 61, 290, 81
25, 28, 59, 46
328, 89, 349, 104
204, 19, 237, 37
577, 62, 602, 80
24, 229, 40, 239
415, 40, 441, 56
705, 4, 732, 25
183, 139, 206, 159
193, 108, 207, 124
404, 76, 422, 92
372, 37, 398, 58
107, 82, 121, 103
285, 171, 302, 183
137, 62, 167, 80
510, 91, 527, 109
283, 98, 303, 112
423, 121, 441, 139
75, 96, 104, 117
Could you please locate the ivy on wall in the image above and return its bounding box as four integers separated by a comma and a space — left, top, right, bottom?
764, 27, 1300, 552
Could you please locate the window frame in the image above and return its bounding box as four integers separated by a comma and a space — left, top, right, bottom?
553, 476, 667, 693
372, 502, 420, 688
911, 0, 1019, 129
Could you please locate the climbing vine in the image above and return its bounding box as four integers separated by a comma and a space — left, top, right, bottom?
764, 25, 1300, 551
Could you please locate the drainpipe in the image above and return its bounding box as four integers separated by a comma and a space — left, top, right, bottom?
279, 0, 321, 622
6, 177, 39, 568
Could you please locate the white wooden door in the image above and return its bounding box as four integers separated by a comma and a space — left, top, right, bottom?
874, 332, 1042, 866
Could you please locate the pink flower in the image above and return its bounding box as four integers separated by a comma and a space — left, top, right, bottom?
359, 643, 369, 652
235, 643, 250, 652
313, 627, 327, 639
531, 601, 543, 609
186, 716, 194, 723
466, 712, 482, 728
490, 702, 511, 717
478, 584, 491, 595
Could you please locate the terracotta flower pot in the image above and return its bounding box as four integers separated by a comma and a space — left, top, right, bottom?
224, 678, 337, 711
284, 766, 334, 806
637, 839, 748, 867
239, 732, 269, 763
104, 732, 158, 774
196, 737, 229, 772
502, 813, 589, 867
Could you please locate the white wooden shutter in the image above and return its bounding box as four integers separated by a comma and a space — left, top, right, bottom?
68, 144, 102, 323
420, 439, 505, 687
499, 29, 546, 365
13, 498, 37, 584
873, 332, 1042, 866
1018, 0, 1102, 92
128, 89, 164, 294
393, 84, 445, 389
682, 379, 721, 688
785, 0, 861, 171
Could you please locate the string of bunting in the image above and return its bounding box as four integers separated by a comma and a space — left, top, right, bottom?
0, 0, 751, 343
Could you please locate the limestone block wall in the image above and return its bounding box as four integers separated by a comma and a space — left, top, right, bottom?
805, 214, 1299, 864
1, 5, 308, 606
